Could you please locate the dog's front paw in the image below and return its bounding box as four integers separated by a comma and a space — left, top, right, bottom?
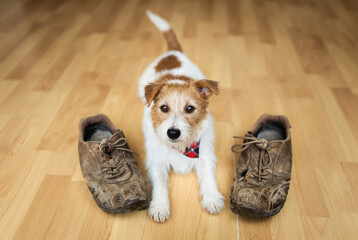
200, 192, 224, 214
148, 202, 170, 222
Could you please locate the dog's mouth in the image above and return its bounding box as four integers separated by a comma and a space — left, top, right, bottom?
166, 137, 196, 153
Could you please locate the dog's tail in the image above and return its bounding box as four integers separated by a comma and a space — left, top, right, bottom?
146, 10, 182, 52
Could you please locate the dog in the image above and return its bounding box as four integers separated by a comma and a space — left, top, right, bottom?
138, 11, 224, 222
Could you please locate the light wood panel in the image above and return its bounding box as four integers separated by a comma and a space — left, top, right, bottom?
1, 0, 358, 239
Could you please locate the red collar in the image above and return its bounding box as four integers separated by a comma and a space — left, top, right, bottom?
182, 142, 200, 158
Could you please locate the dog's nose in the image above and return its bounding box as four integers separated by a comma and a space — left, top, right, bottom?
167, 128, 181, 140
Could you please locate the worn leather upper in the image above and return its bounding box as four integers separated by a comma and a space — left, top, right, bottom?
231, 114, 292, 217
78, 114, 149, 213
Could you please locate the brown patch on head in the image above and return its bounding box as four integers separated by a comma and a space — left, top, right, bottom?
144, 74, 192, 106
156, 73, 192, 82
155, 55, 181, 72
145, 75, 219, 107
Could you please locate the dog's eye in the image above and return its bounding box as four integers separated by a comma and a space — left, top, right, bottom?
185, 105, 195, 113
160, 105, 169, 113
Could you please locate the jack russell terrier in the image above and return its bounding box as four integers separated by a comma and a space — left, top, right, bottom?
138, 11, 224, 222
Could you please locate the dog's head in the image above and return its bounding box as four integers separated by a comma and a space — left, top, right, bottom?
145, 76, 219, 152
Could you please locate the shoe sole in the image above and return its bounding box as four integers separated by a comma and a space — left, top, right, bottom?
93, 197, 149, 214
230, 203, 283, 218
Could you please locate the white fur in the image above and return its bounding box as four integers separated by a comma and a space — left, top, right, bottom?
167, 79, 186, 85
139, 13, 224, 223
146, 10, 170, 32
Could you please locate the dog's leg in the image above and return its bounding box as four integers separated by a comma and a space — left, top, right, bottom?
194, 117, 224, 214
147, 164, 170, 222
195, 158, 224, 214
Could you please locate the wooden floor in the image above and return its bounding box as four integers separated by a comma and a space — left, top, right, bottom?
1, 0, 358, 239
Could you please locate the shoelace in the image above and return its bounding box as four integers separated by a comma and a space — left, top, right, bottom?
231, 136, 272, 181
99, 136, 138, 179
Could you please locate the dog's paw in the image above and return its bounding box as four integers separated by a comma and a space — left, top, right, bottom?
200, 192, 224, 214
148, 202, 170, 222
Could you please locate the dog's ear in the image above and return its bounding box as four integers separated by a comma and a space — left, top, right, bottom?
145, 82, 163, 107
195, 79, 219, 100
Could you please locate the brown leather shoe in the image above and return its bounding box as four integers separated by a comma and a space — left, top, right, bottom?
78, 113, 149, 213
230, 114, 292, 217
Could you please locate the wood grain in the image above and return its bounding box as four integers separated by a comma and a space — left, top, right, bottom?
1, 0, 357, 239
